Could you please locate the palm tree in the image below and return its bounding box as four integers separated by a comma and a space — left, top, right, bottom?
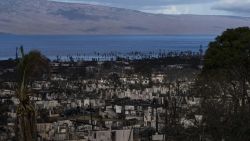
16, 46, 49, 141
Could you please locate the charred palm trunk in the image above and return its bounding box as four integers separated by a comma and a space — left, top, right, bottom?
17, 101, 37, 141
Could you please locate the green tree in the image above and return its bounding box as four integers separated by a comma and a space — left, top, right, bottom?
16, 47, 49, 141
197, 27, 250, 140
203, 27, 250, 111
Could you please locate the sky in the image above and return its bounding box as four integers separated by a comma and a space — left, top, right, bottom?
51, 0, 250, 17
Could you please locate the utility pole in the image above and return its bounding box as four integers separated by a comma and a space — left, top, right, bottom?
90, 102, 93, 131
16, 47, 19, 60
199, 45, 203, 67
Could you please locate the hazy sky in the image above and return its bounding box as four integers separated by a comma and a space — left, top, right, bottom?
51, 0, 250, 17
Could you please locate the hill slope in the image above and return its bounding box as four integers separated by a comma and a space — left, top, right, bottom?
0, 0, 250, 35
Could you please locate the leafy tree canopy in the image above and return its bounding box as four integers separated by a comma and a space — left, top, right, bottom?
203, 27, 250, 78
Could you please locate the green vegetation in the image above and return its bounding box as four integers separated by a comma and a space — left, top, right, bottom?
195, 27, 250, 140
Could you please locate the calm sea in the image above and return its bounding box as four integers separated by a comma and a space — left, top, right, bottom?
0, 35, 215, 60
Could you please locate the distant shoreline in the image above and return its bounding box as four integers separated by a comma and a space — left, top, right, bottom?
0, 35, 214, 60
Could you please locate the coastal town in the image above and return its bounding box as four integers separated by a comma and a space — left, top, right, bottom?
0, 51, 204, 141
1, 0, 250, 140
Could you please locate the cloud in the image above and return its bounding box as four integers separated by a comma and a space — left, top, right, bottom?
142, 5, 190, 15
140, 3, 229, 16
51, 0, 214, 9
212, 0, 250, 15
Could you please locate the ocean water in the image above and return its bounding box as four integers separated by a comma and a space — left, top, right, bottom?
0, 35, 215, 60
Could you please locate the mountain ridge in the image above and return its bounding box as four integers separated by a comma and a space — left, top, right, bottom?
1, 0, 250, 35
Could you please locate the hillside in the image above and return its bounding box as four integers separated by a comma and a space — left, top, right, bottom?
0, 0, 250, 35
